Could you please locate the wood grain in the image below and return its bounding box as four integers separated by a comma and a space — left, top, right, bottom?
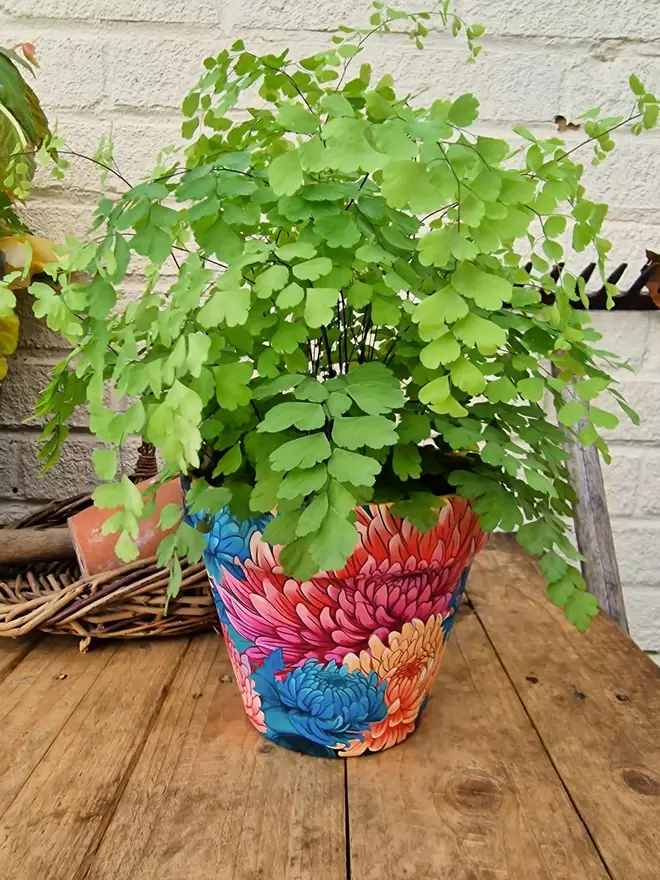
550, 362, 628, 632
556, 402, 629, 631
469, 537, 660, 880
0, 634, 39, 683
86, 633, 346, 880
0, 638, 189, 880
0, 637, 115, 817
1, 539, 657, 880
347, 605, 609, 880
0, 528, 75, 564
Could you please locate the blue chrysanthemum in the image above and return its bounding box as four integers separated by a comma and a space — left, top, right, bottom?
442, 566, 470, 641
184, 504, 272, 581
252, 650, 388, 754
414, 695, 430, 730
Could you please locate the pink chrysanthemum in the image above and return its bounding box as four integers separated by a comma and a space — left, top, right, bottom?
217, 497, 485, 668
223, 626, 267, 733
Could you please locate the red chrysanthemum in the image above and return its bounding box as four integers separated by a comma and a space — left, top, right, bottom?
217, 497, 485, 668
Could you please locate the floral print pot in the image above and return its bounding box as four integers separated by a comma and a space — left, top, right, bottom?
186, 495, 485, 757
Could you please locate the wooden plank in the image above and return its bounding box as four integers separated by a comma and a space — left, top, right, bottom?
469, 536, 660, 880
0, 528, 75, 565
0, 635, 40, 683
85, 633, 346, 880
0, 637, 189, 880
568, 434, 629, 631
0, 637, 116, 816
552, 386, 628, 631
347, 605, 610, 880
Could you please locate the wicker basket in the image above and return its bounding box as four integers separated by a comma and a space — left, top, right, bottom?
0, 445, 216, 649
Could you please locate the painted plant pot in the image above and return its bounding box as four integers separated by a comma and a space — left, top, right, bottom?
185, 496, 486, 758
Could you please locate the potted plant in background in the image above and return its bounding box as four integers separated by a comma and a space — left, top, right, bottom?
29, 2, 659, 756
0, 42, 62, 381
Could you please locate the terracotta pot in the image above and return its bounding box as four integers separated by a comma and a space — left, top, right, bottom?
68, 477, 183, 576
185, 494, 486, 757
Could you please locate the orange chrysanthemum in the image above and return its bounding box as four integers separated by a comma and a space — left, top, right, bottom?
340, 615, 446, 755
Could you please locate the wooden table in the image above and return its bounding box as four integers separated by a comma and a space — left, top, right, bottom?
1, 535, 659, 880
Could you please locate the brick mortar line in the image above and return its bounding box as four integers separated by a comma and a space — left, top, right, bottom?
0, 425, 96, 438
1, 14, 660, 58
610, 516, 660, 528
603, 376, 660, 385
620, 586, 660, 594
9, 349, 73, 360
41, 108, 660, 145
608, 442, 660, 452
28, 184, 660, 219
44, 108, 660, 134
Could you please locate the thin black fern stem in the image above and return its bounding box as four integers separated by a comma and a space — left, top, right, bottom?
358, 305, 372, 365
382, 335, 397, 365
368, 327, 378, 361
336, 303, 345, 374
312, 340, 322, 377
321, 326, 336, 378
339, 293, 351, 373
344, 172, 370, 212
346, 330, 360, 367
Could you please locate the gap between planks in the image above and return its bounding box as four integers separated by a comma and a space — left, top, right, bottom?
0, 635, 42, 688
468, 535, 660, 880
0, 637, 193, 880
83, 633, 346, 880
464, 593, 615, 880
72, 639, 193, 880
0, 637, 119, 823
343, 758, 351, 880
346, 601, 610, 880
9, 537, 653, 880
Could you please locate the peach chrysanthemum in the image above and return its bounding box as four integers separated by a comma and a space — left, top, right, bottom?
224, 627, 267, 733
340, 615, 445, 755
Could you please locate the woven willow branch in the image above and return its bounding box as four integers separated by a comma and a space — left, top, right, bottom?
0, 445, 215, 646
0, 557, 214, 641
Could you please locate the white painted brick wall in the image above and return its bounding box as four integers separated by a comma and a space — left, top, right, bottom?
0, 1, 659, 647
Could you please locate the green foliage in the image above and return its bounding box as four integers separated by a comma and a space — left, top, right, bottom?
0, 43, 70, 383
0, 43, 69, 228
0, 43, 50, 211
28, 3, 659, 628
